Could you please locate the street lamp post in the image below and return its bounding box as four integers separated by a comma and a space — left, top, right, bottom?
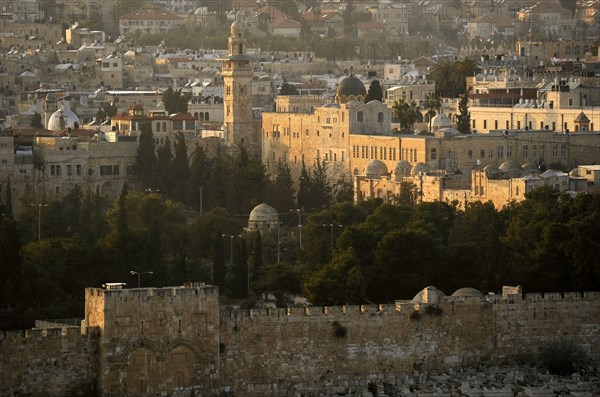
130, 270, 154, 288
222, 234, 241, 265
291, 209, 302, 249
31, 203, 47, 241
322, 223, 343, 254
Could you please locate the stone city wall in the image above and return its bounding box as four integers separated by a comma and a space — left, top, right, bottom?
218, 292, 600, 396
0, 326, 99, 397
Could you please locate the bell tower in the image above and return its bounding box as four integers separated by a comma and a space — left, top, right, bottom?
221, 18, 259, 156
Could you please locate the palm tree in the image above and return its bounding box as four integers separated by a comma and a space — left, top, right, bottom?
392, 99, 422, 133
422, 93, 441, 132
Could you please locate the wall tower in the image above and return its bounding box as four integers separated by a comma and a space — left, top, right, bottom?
221, 18, 259, 156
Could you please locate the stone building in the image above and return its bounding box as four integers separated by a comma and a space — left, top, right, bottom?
220, 19, 261, 158
262, 73, 390, 183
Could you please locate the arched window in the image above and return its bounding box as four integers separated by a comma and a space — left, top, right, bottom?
156, 122, 161, 132
199, 113, 204, 121
176, 372, 185, 388
162, 122, 167, 131
565, 45, 572, 55
574, 46, 581, 54
205, 112, 209, 120
194, 112, 198, 119
357, 111, 363, 122
138, 375, 147, 393
377, 112, 384, 123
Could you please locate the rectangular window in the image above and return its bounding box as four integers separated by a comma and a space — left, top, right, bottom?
552, 144, 558, 157
488, 149, 493, 158
531, 145, 537, 159
472, 120, 476, 129
468, 150, 473, 159
483, 120, 487, 129
67, 164, 72, 176
56, 165, 61, 176
480, 149, 485, 158
497, 146, 504, 159
523, 145, 528, 158
561, 144, 567, 158
126, 164, 135, 175
540, 145, 545, 159
50, 164, 56, 176
517, 121, 521, 129
430, 148, 437, 160
507, 146, 512, 158
494, 120, 498, 129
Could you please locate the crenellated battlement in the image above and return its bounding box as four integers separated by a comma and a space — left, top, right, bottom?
0, 326, 99, 348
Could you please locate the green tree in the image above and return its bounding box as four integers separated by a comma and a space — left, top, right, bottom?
156, 137, 173, 195
187, 145, 209, 212
422, 93, 441, 132
30, 111, 43, 129
162, 87, 191, 114
279, 82, 298, 95
268, 161, 296, 212
297, 160, 311, 210
456, 93, 471, 134
392, 99, 422, 132
4, 177, 13, 219
0, 215, 23, 309
171, 132, 190, 203
364, 80, 383, 102
135, 123, 157, 189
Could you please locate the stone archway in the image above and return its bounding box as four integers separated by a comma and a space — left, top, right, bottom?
164, 345, 196, 394
127, 347, 159, 396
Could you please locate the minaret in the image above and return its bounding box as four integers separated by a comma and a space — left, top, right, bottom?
221, 17, 258, 156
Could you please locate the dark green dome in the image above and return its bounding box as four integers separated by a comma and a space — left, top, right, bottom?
336, 73, 366, 98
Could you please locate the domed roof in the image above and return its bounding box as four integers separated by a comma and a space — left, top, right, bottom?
431, 112, 451, 130
230, 19, 242, 35
393, 160, 412, 177
336, 71, 366, 99
365, 159, 388, 179
499, 160, 518, 173
451, 287, 484, 298
521, 162, 539, 173
434, 127, 460, 138
249, 203, 278, 223
483, 164, 499, 174
412, 162, 428, 176
47, 104, 80, 131
412, 286, 446, 304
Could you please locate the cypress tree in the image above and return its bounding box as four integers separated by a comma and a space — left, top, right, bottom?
135, 123, 157, 189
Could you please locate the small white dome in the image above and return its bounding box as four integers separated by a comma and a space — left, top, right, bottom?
431, 112, 451, 130
248, 203, 279, 231
47, 104, 80, 131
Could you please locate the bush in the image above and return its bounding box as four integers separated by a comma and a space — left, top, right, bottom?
541, 339, 588, 376
425, 305, 443, 316
332, 321, 347, 338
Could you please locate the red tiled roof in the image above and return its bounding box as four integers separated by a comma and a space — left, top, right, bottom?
170, 112, 195, 120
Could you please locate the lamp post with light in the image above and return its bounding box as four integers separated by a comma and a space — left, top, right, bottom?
130, 270, 153, 288
30, 203, 47, 241
322, 223, 343, 254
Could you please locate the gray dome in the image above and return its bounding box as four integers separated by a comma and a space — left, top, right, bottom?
434, 127, 460, 139
411, 162, 428, 176
451, 287, 484, 298
521, 162, 539, 173
499, 160, 517, 173
412, 286, 446, 304
393, 160, 412, 179
336, 73, 366, 99
365, 159, 388, 179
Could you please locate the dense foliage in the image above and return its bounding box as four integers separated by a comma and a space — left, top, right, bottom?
2, 175, 600, 330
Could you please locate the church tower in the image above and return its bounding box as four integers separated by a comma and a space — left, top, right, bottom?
221, 18, 259, 156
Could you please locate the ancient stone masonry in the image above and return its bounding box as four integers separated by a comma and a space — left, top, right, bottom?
1, 285, 599, 397
0, 326, 99, 397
